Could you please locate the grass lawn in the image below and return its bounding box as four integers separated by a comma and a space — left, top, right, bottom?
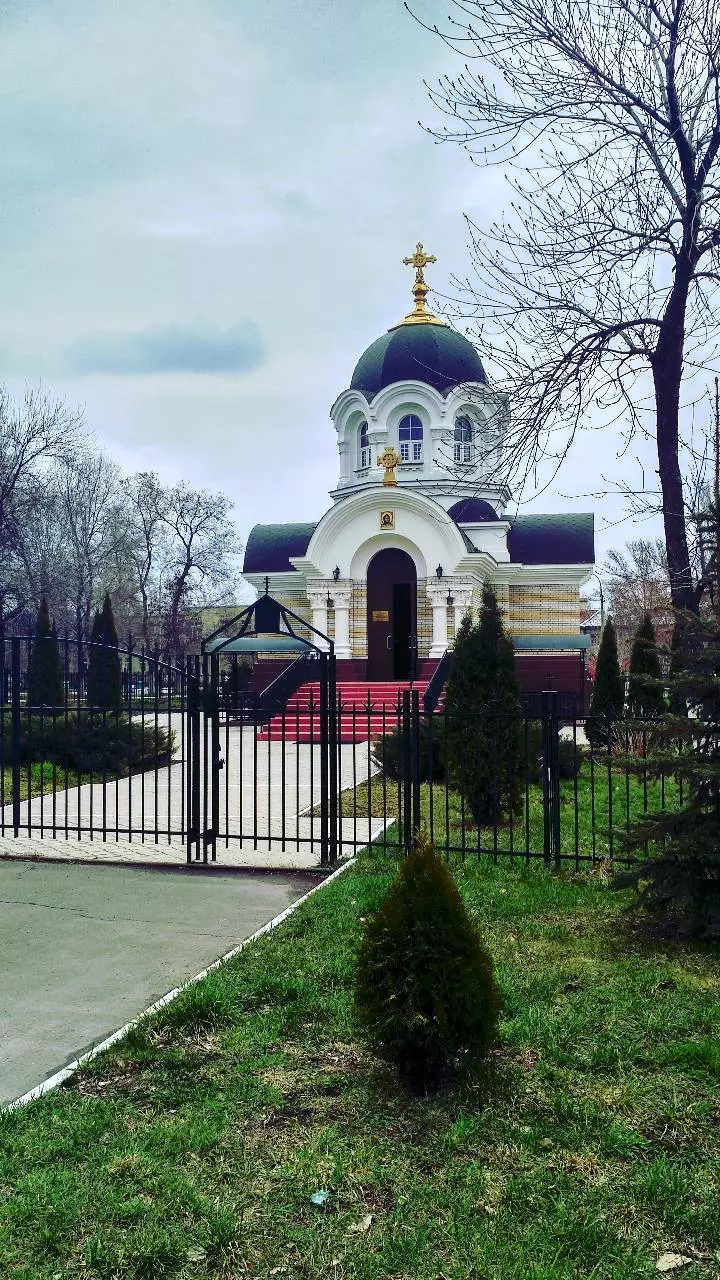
2, 843, 719, 1279
0, 762, 85, 805
332, 764, 682, 864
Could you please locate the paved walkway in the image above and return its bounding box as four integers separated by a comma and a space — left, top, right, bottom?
0, 721, 388, 869
0, 859, 318, 1105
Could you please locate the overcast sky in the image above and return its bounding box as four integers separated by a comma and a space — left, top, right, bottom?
0, 0, 665, 585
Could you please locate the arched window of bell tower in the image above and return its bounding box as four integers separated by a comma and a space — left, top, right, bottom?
398, 413, 423, 463
454, 414, 474, 464
358, 421, 370, 470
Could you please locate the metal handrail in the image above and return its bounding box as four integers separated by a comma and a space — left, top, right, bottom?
256, 653, 317, 723
423, 649, 452, 714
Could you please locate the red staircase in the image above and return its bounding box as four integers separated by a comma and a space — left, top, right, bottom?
258, 681, 429, 743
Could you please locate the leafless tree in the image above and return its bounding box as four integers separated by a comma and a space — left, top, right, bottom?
603, 537, 673, 661
0, 385, 83, 630
1, 393, 243, 650
55, 447, 124, 636
159, 484, 241, 662
422, 0, 720, 613
123, 472, 169, 650
16, 480, 69, 623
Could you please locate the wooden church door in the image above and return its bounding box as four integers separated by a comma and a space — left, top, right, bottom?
366, 548, 417, 680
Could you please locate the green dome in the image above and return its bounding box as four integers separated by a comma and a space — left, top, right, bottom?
350, 322, 486, 400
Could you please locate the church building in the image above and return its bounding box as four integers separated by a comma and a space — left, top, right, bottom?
242, 245, 593, 701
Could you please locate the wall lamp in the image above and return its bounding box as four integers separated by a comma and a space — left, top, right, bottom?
446, 590, 454, 607
333, 565, 340, 581
326, 592, 333, 609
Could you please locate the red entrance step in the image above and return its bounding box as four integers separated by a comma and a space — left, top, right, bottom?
258, 681, 429, 743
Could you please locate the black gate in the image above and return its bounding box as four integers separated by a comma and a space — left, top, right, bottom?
187, 592, 339, 866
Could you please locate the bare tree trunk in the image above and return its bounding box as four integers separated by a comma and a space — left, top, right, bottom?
653, 257, 696, 613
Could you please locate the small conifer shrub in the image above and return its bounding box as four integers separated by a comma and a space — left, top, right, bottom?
87, 594, 122, 710
444, 587, 522, 825
354, 831, 501, 1093
587, 616, 624, 749
626, 613, 665, 720
27, 598, 63, 708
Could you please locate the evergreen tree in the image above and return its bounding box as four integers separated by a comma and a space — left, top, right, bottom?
354, 831, 502, 1093
444, 587, 522, 825
86, 594, 122, 710
86, 609, 102, 707
100, 592, 122, 709
27, 598, 63, 707
617, 613, 720, 939
587, 616, 624, 749
667, 615, 687, 716
626, 613, 665, 720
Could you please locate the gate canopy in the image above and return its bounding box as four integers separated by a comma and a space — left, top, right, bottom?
201, 585, 331, 656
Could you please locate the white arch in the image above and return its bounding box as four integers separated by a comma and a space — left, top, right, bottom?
295, 487, 469, 579
350, 533, 427, 580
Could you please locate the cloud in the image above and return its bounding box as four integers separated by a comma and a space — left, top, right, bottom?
66, 321, 265, 376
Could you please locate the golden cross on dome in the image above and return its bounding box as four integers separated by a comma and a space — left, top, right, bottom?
377, 445, 402, 486
391, 241, 445, 328
403, 242, 437, 282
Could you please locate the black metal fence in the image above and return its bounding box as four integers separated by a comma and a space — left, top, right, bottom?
322, 688, 675, 867
0, 634, 185, 844
200, 682, 681, 868
0, 632, 683, 869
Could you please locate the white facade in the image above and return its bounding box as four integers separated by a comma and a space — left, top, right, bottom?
331, 379, 511, 511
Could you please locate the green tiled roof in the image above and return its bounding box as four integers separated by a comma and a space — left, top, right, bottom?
507, 513, 594, 565
243, 523, 316, 573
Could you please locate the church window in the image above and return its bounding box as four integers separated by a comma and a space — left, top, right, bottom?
398, 413, 423, 463
359, 421, 371, 469
454, 415, 474, 464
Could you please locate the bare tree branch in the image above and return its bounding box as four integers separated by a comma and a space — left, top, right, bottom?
417, 0, 720, 611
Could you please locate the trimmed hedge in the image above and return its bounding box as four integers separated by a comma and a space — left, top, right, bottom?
373, 718, 582, 788
523, 721, 583, 784
371, 719, 445, 783
0, 711, 174, 776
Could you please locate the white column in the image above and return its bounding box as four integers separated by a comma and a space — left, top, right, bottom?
331, 584, 353, 659
306, 583, 331, 651
337, 440, 349, 488
426, 580, 450, 657
330, 583, 353, 660
449, 582, 475, 629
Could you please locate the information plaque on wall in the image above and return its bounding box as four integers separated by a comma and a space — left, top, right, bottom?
372, 610, 390, 622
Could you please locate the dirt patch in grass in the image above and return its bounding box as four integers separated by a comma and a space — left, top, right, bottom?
68, 1058, 144, 1097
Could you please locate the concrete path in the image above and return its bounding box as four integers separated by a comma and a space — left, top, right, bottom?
1, 720, 389, 868
0, 859, 318, 1106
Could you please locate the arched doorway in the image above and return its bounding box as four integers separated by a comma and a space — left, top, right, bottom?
366, 548, 417, 680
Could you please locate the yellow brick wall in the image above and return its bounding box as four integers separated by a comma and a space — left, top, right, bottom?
507, 585, 580, 637
351, 581, 367, 658
416, 581, 432, 659
248, 579, 583, 662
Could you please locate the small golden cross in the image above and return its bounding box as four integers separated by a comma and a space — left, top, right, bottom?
403, 242, 437, 284
399, 241, 438, 322
377, 446, 402, 487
